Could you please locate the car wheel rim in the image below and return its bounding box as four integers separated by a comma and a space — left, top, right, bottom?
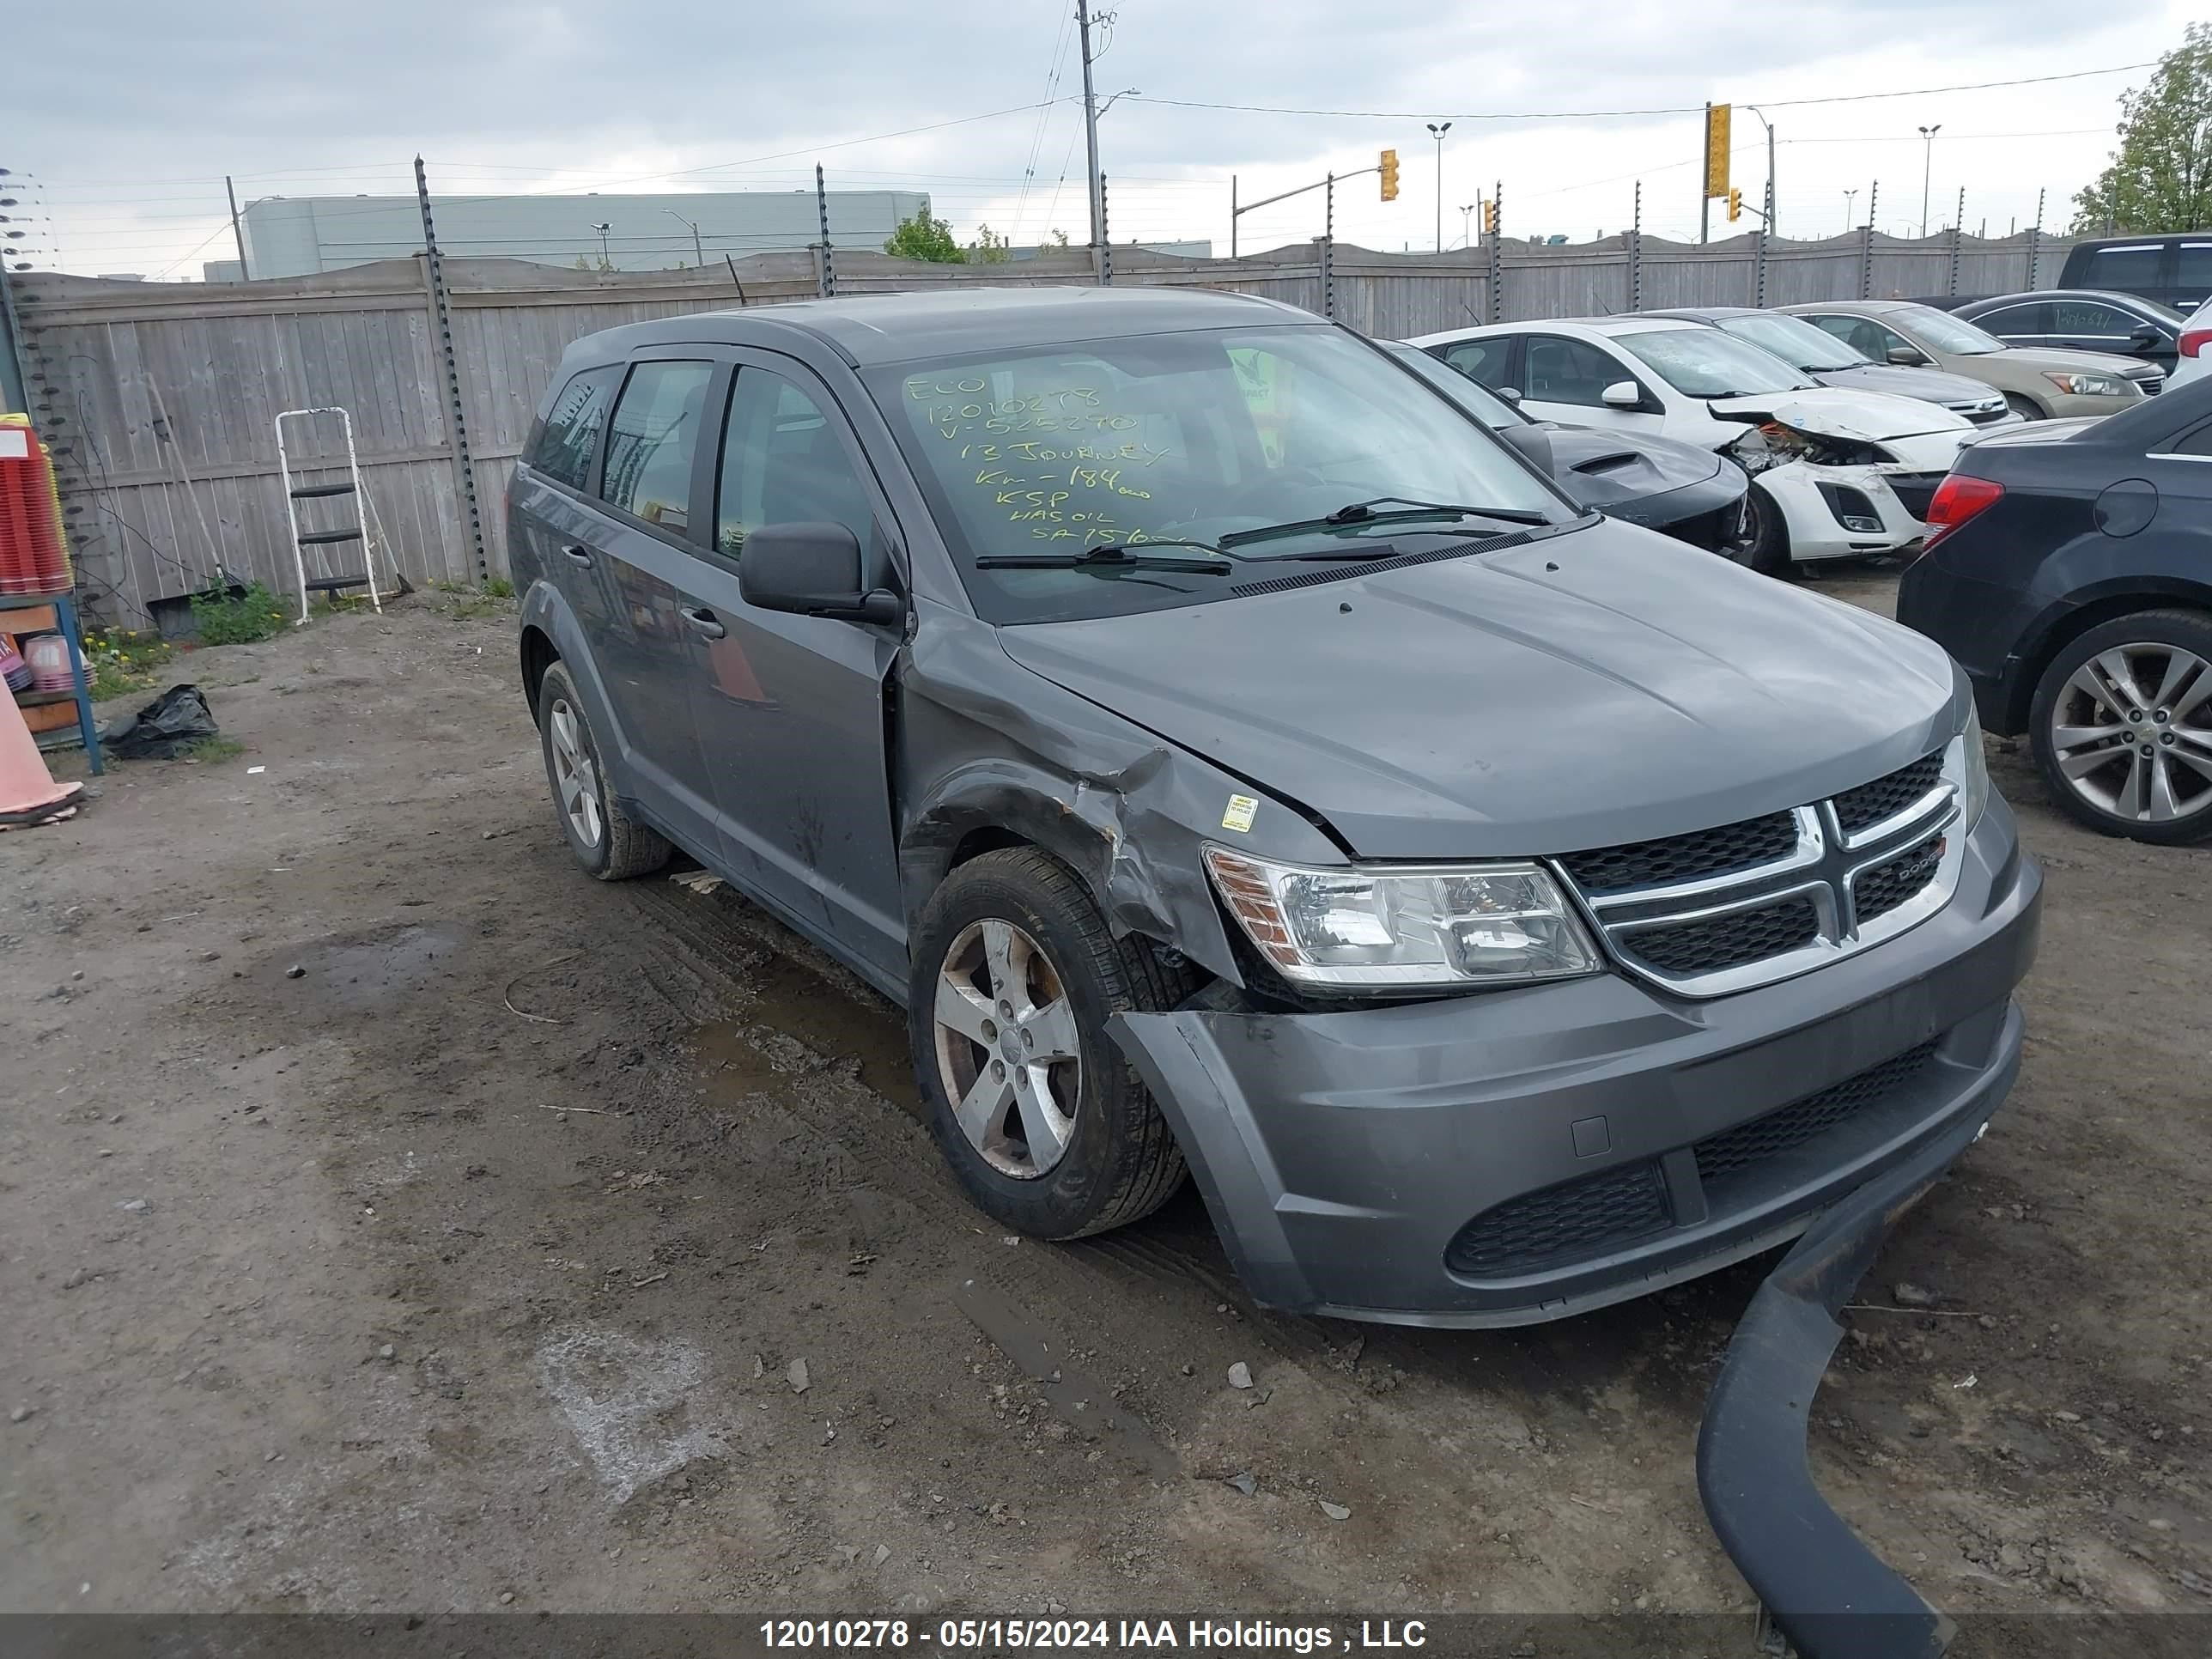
2050, 643, 2212, 824
548, 697, 605, 848
933, 918, 1082, 1179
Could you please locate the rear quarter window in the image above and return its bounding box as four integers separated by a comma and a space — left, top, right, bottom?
527, 365, 622, 490
2084, 245, 2165, 291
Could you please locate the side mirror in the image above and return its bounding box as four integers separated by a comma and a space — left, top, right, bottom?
1601, 380, 1644, 409
1496, 386, 1524, 404
1496, 422, 1555, 477
1886, 344, 1930, 367
2130, 325, 2164, 352
738, 522, 900, 624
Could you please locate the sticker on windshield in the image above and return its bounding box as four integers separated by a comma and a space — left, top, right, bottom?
1221, 794, 1259, 833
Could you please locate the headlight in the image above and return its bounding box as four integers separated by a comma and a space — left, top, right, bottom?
1202, 845, 1601, 990
2042, 372, 2128, 398
1959, 702, 1990, 829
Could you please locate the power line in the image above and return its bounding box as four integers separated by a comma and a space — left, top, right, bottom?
1121, 62, 2154, 122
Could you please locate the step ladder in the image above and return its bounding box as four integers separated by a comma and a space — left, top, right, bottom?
275, 406, 385, 627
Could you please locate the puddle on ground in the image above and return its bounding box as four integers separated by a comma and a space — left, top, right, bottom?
273, 922, 464, 1012
694, 953, 922, 1119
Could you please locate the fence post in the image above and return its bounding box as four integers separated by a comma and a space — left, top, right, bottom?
815, 164, 836, 298
1628, 181, 1643, 313
1098, 174, 1112, 286
415, 156, 487, 585
2026, 187, 2045, 291
1754, 226, 1769, 307
1859, 180, 1878, 299
1486, 179, 1504, 323
1322, 173, 1335, 319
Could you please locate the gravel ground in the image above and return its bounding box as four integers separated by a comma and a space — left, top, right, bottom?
2, 574, 2207, 1625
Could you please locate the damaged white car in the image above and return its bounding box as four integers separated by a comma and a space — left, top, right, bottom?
1410, 316, 1973, 575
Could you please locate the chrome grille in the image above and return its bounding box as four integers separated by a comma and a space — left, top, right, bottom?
1559, 743, 1966, 998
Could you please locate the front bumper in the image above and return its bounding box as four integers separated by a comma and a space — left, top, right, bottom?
1756, 462, 1929, 562
1109, 801, 2041, 1325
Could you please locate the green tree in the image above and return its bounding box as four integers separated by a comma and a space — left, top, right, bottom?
884, 210, 963, 263
2073, 22, 2212, 234
967, 222, 1012, 264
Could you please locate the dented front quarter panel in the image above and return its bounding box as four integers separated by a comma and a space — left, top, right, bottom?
893, 597, 1346, 987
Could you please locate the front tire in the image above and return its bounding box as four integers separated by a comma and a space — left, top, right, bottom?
908, 847, 1192, 1239
2004, 392, 2046, 421
2029, 610, 2212, 844
537, 660, 672, 878
1737, 482, 1789, 576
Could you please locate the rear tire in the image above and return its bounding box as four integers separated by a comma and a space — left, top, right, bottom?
2028, 609, 2212, 845
537, 660, 672, 879
908, 847, 1194, 1239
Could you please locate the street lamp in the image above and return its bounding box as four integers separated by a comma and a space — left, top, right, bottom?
1745, 105, 1776, 236
1917, 125, 1942, 238
1458, 203, 1476, 248
1425, 121, 1452, 253
1843, 187, 1859, 233
590, 221, 612, 267
663, 209, 704, 268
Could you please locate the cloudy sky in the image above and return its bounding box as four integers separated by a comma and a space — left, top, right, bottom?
8, 0, 2196, 279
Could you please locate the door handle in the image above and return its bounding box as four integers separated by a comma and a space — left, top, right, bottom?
562, 544, 593, 566
679, 605, 726, 640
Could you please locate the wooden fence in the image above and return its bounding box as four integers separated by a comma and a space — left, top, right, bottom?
9, 228, 2067, 629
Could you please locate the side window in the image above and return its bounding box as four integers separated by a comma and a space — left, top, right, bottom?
1977, 302, 2049, 338
2051, 301, 2129, 336
1522, 335, 1625, 408
1432, 338, 1513, 390
1820, 316, 1906, 361
2164, 422, 2212, 457
1801, 314, 1856, 348
715, 367, 874, 559
2086, 245, 2164, 291
601, 361, 714, 533
2177, 243, 2212, 293
528, 365, 620, 490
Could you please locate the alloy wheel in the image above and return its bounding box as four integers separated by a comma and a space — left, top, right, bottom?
2048, 644, 2212, 825
932, 918, 1083, 1179
548, 698, 605, 848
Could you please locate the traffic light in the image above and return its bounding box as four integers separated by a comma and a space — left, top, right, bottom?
1481, 198, 1498, 235
1379, 149, 1400, 202
1727, 186, 1742, 222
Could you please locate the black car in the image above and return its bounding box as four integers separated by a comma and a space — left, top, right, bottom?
1946, 289, 2186, 374
1384, 341, 1753, 557
1897, 373, 2212, 843
2057, 235, 2212, 314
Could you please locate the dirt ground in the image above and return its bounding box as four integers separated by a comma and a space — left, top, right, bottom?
3, 573, 2208, 1629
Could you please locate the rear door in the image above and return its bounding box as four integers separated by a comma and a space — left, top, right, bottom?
1968, 301, 2050, 349
677, 353, 907, 984
582, 353, 723, 856
2172, 241, 2212, 314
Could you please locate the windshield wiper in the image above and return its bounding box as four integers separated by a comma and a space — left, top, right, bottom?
973, 539, 1234, 574
1220, 497, 1550, 550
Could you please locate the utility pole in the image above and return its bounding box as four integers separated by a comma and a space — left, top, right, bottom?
1917, 124, 1942, 237
1077, 0, 1105, 262
225, 175, 251, 281
1700, 103, 1712, 244
1746, 106, 1776, 238
1230, 175, 1237, 258
665, 210, 703, 268
1426, 121, 1452, 252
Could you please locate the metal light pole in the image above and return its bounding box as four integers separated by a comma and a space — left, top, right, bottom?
1459, 204, 1476, 249
1077, 0, 1106, 260
1917, 124, 1942, 238
1746, 106, 1776, 236
1843, 187, 1859, 233
1426, 121, 1452, 252
664, 210, 703, 267
226, 175, 251, 280
591, 221, 612, 266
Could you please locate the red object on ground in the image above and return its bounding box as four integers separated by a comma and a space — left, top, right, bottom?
0, 420, 72, 597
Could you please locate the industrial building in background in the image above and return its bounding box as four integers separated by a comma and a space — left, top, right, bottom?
203, 189, 932, 281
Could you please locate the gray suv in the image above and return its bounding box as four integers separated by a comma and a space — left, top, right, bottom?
509, 287, 2042, 1327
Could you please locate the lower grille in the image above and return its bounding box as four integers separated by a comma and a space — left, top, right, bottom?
1444, 1158, 1672, 1278
1622, 894, 1820, 976
1694, 1042, 1940, 1195
1886, 472, 1946, 520
1854, 835, 1944, 924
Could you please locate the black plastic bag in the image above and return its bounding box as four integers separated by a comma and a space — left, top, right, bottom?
103, 684, 219, 760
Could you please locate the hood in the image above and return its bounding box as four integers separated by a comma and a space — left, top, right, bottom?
1535, 425, 1724, 509
1706, 386, 1972, 443
1809, 363, 2007, 410
995, 525, 1962, 860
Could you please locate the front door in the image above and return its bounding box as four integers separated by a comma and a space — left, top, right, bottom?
584, 354, 723, 856
677, 354, 906, 985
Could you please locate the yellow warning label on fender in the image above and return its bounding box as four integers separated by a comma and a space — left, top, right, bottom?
1221, 794, 1259, 833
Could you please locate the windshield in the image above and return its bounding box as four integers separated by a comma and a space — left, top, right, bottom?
1382, 342, 1528, 429
1614, 326, 1814, 397
866, 325, 1575, 624
1897, 305, 2008, 356
1714, 312, 1869, 372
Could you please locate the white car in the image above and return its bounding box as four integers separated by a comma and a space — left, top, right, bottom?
2172, 296, 2212, 389
1407, 317, 1975, 574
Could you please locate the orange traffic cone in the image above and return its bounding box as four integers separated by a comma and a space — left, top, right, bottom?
0, 684, 82, 828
